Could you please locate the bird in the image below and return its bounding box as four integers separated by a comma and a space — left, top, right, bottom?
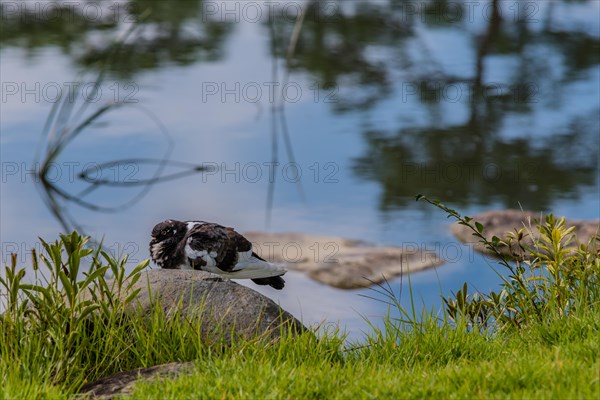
149, 219, 286, 289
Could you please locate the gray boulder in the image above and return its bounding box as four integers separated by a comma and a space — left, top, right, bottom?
78, 269, 305, 398
123, 269, 306, 343
79, 362, 194, 399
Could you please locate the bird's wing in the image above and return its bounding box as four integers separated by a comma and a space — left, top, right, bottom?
183, 222, 229, 270
184, 222, 286, 278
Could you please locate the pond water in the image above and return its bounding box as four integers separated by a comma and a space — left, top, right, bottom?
1, 0, 599, 338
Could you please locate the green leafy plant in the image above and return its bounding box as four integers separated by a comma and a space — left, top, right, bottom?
0, 232, 147, 390
416, 195, 600, 331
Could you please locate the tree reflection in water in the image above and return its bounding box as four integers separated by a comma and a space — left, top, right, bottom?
263, 0, 599, 211
2, 0, 598, 223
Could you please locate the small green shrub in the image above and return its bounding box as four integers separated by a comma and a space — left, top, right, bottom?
417, 195, 600, 331
0, 232, 147, 391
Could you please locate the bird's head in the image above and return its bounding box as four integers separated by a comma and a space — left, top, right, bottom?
149, 219, 187, 267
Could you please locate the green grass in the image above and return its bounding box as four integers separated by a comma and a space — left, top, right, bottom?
1, 202, 599, 399
130, 312, 599, 399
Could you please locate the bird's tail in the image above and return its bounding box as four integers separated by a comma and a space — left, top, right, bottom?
252, 275, 285, 290
223, 252, 287, 280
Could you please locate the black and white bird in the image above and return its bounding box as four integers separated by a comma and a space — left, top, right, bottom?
149, 220, 286, 289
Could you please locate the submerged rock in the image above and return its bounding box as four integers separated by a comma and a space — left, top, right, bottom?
244, 232, 444, 289
450, 210, 599, 258
119, 269, 306, 343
